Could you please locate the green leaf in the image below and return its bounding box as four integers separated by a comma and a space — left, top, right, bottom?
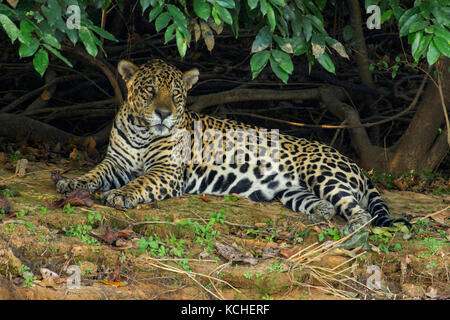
270, 0, 286, 6
431, 7, 450, 26
66, 28, 78, 45
251, 26, 272, 53
211, 5, 221, 25
399, 13, 421, 36
19, 38, 39, 58
271, 49, 293, 74
194, 0, 211, 20
33, 48, 49, 77
78, 26, 98, 57
0, 13, 21, 43
316, 52, 335, 74
303, 16, 312, 41
140, 0, 151, 13
426, 40, 440, 65
273, 35, 294, 54
88, 25, 118, 42
217, 5, 233, 25
409, 20, 428, 33
306, 14, 326, 33
250, 49, 270, 78
381, 9, 393, 23
164, 23, 176, 44
42, 44, 73, 67
315, 0, 326, 10
260, 0, 268, 15
269, 56, 289, 83
398, 7, 419, 28
19, 19, 34, 36
266, 2, 276, 32
175, 28, 187, 57
411, 32, 431, 61
40, 33, 61, 49
167, 4, 187, 29
215, 0, 235, 9
155, 12, 171, 32
434, 26, 450, 42
433, 36, 450, 57
149, 4, 164, 22
248, 0, 259, 10
293, 41, 308, 55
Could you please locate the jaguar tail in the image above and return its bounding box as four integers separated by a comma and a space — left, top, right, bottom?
365, 179, 410, 228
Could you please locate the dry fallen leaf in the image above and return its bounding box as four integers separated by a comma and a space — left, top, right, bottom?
101, 225, 118, 245
41, 90, 51, 101
280, 247, 301, 259
69, 148, 79, 161
254, 222, 267, 229
200, 194, 209, 202
215, 242, 258, 265
39, 277, 58, 289
6, 0, 18, 9
0, 194, 11, 214
40, 268, 59, 279
44, 188, 94, 209
98, 280, 126, 287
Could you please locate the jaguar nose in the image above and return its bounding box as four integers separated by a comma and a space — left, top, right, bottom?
155, 109, 172, 121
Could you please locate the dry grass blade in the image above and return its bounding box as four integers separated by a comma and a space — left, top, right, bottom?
141, 256, 243, 299
286, 219, 377, 298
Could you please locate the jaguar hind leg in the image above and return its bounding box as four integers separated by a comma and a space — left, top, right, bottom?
323, 185, 372, 234
276, 187, 336, 223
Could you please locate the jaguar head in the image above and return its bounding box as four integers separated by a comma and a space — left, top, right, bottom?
118, 59, 199, 136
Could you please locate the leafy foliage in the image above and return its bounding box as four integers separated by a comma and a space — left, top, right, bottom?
0, 0, 117, 76
0, 0, 448, 82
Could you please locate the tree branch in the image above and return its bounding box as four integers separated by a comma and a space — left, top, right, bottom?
188, 88, 321, 113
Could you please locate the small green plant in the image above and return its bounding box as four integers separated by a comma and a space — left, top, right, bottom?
38, 206, 48, 215
138, 234, 190, 271
4, 222, 15, 232
0, 209, 5, 217
368, 170, 395, 190
432, 186, 450, 195
268, 260, 284, 273
1, 189, 12, 197
9, 150, 21, 162
21, 265, 37, 287
243, 272, 253, 280
261, 294, 274, 300
176, 210, 226, 252
65, 224, 99, 246
87, 211, 102, 225
224, 195, 238, 202
369, 56, 402, 78
63, 203, 74, 214
318, 228, 341, 242
17, 209, 28, 217
25, 221, 36, 232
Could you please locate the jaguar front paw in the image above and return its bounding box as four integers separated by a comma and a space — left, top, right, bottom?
100, 189, 139, 209
56, 178, 78, 194
308, 200, 336, 224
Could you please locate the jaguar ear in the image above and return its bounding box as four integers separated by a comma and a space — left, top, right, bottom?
183, 68, 199, 91
118, 60, 138, 82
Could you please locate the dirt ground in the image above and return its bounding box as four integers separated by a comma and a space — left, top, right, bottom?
0, 160, 448, 300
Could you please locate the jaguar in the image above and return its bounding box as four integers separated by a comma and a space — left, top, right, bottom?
57, 58, 406, 233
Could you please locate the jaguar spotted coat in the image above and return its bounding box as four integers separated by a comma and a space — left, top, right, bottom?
57, 59, 404, 232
